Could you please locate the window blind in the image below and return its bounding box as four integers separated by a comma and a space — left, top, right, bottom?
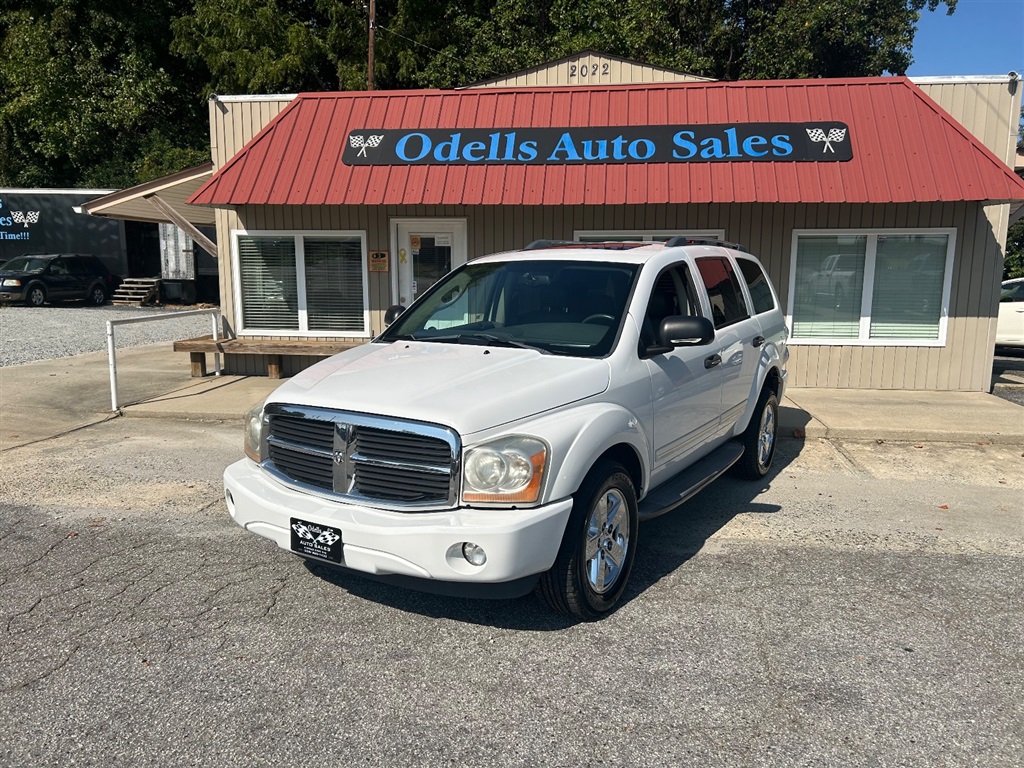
303, 238, 365, 332
238, 237, 299, 330
868, 236, 945, 340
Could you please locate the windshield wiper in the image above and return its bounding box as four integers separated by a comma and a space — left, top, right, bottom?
413, 333, 548, 352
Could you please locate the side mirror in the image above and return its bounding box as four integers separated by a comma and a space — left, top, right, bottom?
660, 315, 715, 347
384, 304, 406, 326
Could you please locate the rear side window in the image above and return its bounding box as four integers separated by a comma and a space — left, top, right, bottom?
736, 258, 776, 315
695, 257, 749, 328
69, 255, 106, 275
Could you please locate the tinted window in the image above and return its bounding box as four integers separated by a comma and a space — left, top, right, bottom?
695, 257, 748, 328
67, 255, 106, 275
66, 257, 88, 275
48, 258, 70, 276
640, 264, 699, 350
736, 258, 775, 315
1001, 282, 1024, 302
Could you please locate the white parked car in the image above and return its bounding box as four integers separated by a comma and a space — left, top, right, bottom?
997, 278, 1024, 348
225, 239, 789, 619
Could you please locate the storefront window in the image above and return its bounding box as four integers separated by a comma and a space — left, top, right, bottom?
791, 236, 866, 339
237, 232, 368, 335
789, 231, 951, 344
238, 236, 299, 331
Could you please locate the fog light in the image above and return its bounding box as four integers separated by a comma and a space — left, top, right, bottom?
462, 542, 487, 566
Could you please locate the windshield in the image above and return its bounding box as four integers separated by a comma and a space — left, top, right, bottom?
378, 259, 640, 358
1, 257, 50, 273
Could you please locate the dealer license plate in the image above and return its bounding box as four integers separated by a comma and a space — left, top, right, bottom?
289, 518, 343, 564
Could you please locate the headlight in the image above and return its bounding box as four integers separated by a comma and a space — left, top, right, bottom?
244, 402, 266, 462
463, 436, 547, 504
1, 279, 21, 287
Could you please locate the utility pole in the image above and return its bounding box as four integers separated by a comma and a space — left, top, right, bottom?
368, 0, 376, 91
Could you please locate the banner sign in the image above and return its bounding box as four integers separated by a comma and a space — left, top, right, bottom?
343, 123, 852, 166
0, 195, 42, 242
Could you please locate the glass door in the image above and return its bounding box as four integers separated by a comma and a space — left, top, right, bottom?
393, 219, 468, 309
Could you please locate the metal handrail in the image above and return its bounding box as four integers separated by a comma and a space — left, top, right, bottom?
106, 308, 222, 411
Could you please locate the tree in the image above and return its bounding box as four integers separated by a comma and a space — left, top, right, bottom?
411, 0, 958, 86
1004, 105, 1024, 280
0, 0, 208, 188
1, 0, 960, 188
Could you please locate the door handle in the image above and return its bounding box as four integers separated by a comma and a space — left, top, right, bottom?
752, 335, 765, 347
704, 354, 722, 369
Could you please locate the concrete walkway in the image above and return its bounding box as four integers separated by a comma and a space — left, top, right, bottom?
1, 343, 1022, 449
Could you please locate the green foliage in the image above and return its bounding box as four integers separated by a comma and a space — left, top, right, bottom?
0, 0, 208, 187
1006, 220, 1024, 280
1005, 106, 1024, 280
0, 0, 959, 187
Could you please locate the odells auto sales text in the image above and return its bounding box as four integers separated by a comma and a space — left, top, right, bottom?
393, 129, 794, 163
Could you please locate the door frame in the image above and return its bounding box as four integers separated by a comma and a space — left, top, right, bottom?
389, 218, 468, 306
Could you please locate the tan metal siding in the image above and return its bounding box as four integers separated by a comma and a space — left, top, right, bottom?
470, 53, 709, 88
208, 98, 293, 169
215, 201, 999, 390
915, 80, 1020, 164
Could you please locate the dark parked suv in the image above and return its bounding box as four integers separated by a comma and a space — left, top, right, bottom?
0, 254, 121, 307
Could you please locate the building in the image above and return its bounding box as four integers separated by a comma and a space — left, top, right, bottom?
0, 188, 156, 276
86, 53, 1024, 389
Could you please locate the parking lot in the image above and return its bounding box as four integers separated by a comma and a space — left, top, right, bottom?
1, 303, 1022, 766
1, 409, 1022, 765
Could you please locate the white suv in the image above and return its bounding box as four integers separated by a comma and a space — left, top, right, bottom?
225, 239, 789, 619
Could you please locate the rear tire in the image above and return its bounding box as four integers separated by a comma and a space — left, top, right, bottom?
88, 284, 107, 306
537, 460, 638, 621
734, 389, 779, 479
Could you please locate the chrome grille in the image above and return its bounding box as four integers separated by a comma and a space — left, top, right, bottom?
262, 405, 460, 510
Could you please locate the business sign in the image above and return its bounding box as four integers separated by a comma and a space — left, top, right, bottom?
0, 195, 42, 242
368, 250, 389, 272
343, 123, 852, 166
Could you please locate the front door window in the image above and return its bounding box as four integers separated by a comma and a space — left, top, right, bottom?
394, 220, 468, 309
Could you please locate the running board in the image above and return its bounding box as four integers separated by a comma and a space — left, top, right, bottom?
637, 442, 744, 521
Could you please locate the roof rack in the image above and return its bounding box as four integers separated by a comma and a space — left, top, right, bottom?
663, 237, 748, 252
522, 240, 651, 251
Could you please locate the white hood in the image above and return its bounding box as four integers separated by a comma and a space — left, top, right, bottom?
267, 341, 610, 435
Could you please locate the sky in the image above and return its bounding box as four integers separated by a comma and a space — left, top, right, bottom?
907, 0, 1024, 77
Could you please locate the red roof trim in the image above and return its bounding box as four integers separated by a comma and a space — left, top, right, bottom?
191, 78, 1024, 207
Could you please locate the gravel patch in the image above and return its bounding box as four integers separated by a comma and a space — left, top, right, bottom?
0, 304, 217, 366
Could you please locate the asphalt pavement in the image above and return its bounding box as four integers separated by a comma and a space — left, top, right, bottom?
1, 418, 1021, 767
1, 340, 1022, 766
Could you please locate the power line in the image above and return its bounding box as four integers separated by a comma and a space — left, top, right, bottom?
373, 23, 507, 80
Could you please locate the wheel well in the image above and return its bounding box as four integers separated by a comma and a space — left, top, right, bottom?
592, 443, 644, 499
763, 366, 782, 399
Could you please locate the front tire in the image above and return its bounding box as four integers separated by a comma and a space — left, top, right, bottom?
734, 389, 779, 479
537, 460, 638, 620
25, 285, 46, 307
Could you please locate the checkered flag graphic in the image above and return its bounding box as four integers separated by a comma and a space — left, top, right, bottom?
806, 127, 847, 154
292, 522, 315, 540
315, 531, 340, 546
26, 211, 40, 224
350, 134, 384, 157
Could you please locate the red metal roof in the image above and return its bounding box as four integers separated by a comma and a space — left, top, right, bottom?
190, 78, 1024, 207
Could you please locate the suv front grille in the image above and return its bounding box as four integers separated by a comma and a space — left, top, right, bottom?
262, 405, 461, 509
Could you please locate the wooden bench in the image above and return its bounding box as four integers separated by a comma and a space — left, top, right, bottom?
173, 335, 363, 378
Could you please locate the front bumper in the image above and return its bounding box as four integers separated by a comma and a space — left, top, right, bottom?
0, 287, 26, 302
224, 459, 573, 593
